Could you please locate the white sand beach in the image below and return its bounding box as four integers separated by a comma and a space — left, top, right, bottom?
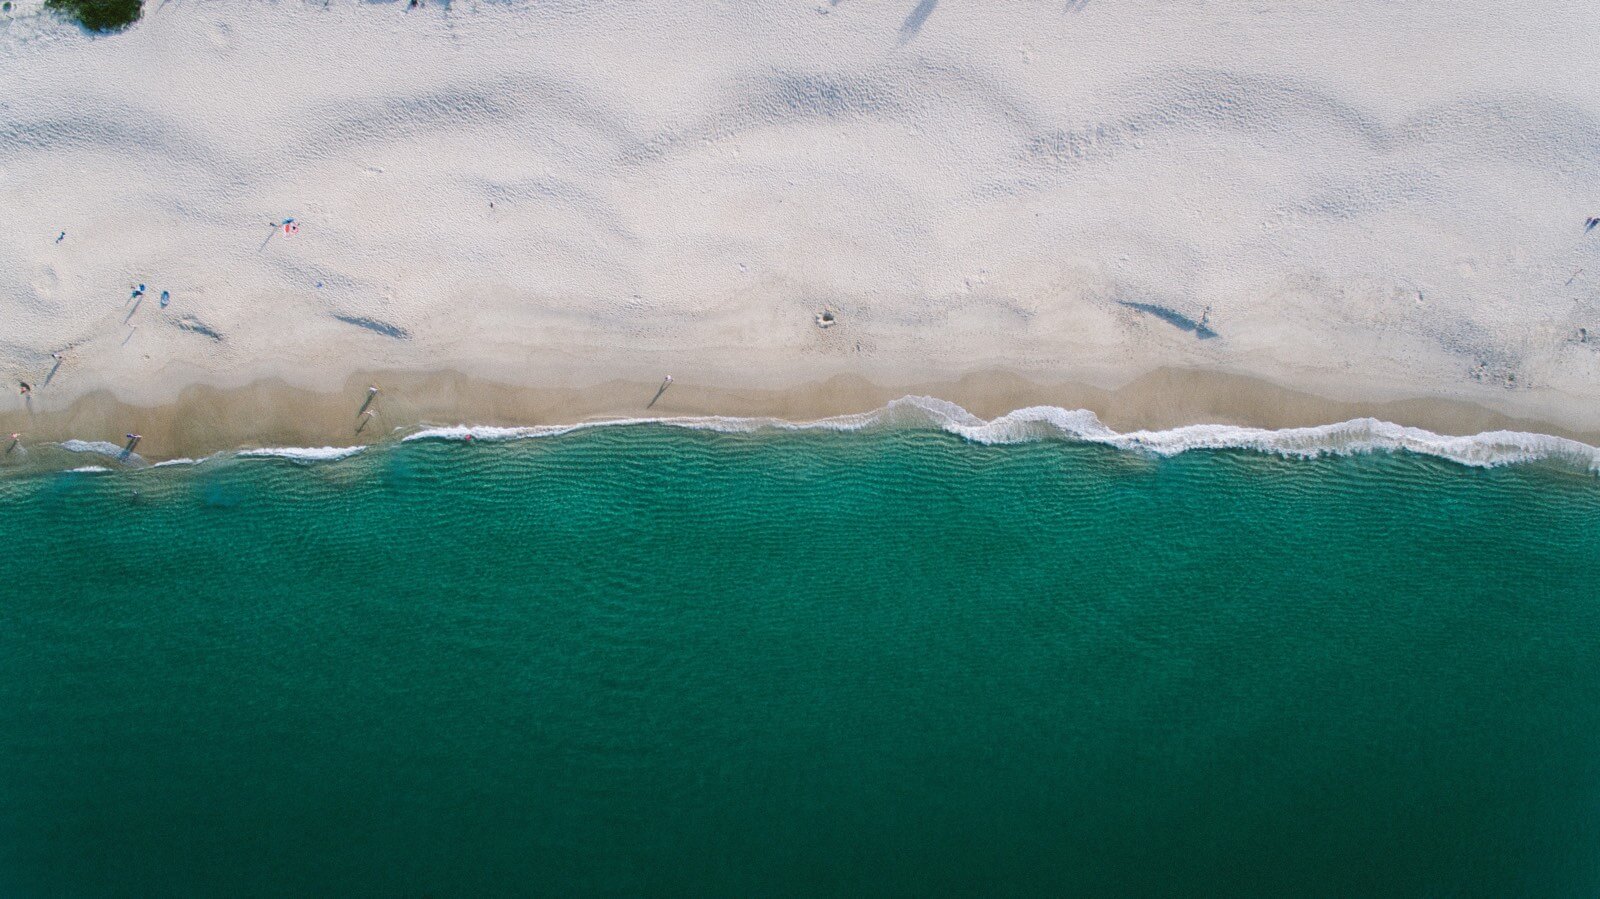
2, 0, 1598, 451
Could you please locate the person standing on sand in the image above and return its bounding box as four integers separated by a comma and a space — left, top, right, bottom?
647, 375, 673, 409
18, 381, 31, 395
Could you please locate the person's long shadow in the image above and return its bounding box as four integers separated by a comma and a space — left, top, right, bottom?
44, 358, 62, 387
1117, 301, 1218, 339
898, 0, 938, 44
124, 297, 143, 323
646, 380, 672, 409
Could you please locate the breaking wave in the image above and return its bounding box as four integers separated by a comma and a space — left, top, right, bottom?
13, 398, 1597, 474
235, 445, 369, 462
404, 396, 1600, 472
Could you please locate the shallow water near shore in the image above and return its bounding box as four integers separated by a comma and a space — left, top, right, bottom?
3, 425, 1600, 895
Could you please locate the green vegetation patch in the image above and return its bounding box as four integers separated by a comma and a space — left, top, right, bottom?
45, 0, 142, 33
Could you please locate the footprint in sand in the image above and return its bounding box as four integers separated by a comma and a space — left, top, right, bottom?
208, 21, 235, 51
30, 265, 59, 301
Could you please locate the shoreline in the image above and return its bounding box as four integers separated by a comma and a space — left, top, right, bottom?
7, 2, 1600, 469
3, 367, 1597, 465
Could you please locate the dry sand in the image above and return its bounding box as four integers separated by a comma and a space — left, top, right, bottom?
2, 0, 1598, 457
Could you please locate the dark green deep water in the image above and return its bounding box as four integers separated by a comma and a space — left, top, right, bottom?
2, 427, 1599, 896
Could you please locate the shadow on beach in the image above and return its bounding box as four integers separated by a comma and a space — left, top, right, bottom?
1118, 301, 1218, 339
898, 0, 938, 44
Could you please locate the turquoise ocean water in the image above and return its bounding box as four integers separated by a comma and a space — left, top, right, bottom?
2, 411, 1600, 896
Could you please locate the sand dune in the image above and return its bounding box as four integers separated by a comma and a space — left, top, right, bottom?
1, 0, 1598, 432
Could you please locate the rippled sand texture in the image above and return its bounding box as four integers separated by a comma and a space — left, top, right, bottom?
2, 1, 1599, 429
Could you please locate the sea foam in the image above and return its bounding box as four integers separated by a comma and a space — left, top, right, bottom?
405, 396, 1600, 473
57, 439, 145, 466
236, 445, 368, 462
59, 439, 133, 456
29, 399, 1599, 474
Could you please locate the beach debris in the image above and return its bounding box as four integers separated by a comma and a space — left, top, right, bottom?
816, 308, 838, 328
647, 375, 673, 409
